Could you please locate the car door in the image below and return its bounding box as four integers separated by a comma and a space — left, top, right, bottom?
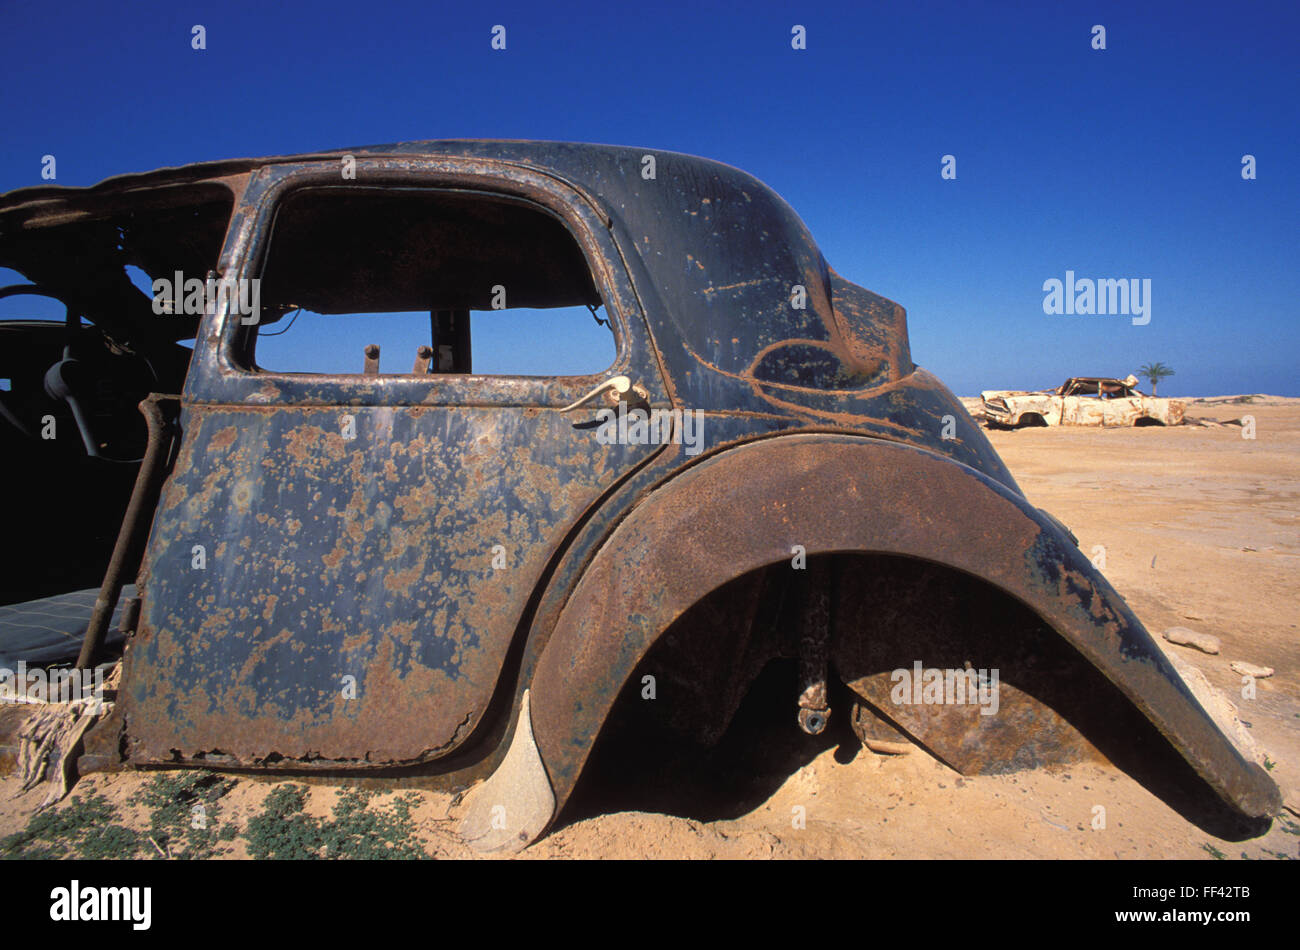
117, 158, 671, 768
1059, 394, 1087, 425
1103, 394, 1137, 426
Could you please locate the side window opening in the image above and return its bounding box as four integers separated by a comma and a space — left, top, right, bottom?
249, 188, 617, 377
1060, 379, 1137, 400
0, 186, 232, 609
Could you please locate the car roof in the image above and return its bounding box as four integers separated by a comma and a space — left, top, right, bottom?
0, 140, 843, 379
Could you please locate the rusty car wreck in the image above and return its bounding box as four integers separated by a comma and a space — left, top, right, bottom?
982, 375, 1186, 428
0, 142, 1279, 851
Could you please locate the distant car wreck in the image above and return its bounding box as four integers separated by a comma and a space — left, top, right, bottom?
981, 375, 1185, 428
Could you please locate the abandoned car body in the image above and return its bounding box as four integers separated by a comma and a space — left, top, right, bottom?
982, 376, 1186, 428
0, 142, 1278, 851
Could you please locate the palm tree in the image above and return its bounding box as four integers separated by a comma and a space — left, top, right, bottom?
1139, 362, 1175, 396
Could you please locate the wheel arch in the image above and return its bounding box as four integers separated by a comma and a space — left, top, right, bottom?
527, 433, 1279, 827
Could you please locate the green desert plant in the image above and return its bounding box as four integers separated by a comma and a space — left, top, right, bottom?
1138, 362, 1175, 395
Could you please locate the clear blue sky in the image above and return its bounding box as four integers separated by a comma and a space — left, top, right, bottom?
1, 0, 1296, 396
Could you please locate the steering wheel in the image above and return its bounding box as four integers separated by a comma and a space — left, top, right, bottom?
0, 284, 149, 461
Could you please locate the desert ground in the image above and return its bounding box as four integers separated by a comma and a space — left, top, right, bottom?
1, 396, 1297, 859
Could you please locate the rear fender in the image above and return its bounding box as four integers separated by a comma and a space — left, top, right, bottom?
527, 433, 1279, 828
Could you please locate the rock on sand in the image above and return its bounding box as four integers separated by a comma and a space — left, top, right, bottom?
1162, 626, 1221, 655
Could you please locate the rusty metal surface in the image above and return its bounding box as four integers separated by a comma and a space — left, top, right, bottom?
831, 557, 1111, 773
529, 435, 1279, 820
108, 155, 674, 768
76, 394, 180, 669
849, 701, 915, 755
120, 405, 659, 766
795, 561, 831, 735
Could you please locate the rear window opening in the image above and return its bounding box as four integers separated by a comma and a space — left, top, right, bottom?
247, 188, 617, 377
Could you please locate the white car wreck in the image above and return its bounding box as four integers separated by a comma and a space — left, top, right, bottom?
981, 376, 1185, 428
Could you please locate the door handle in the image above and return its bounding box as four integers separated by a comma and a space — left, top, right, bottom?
561, 375, 650, 413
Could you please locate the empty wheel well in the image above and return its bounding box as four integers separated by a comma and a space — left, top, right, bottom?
566, 553, 1242, 830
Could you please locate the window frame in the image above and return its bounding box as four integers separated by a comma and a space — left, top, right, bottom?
190, 158, 654, 409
